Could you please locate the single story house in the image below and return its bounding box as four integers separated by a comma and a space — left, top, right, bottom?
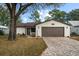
68, 21, 79, 35
17, 20, 70, 37
0, 25, 9, 34
16, 22, 36, 36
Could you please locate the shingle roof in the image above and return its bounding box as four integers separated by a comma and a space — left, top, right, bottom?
16, 22, 36, 28
36, 19, 71, 26
68, 21, 79, 26
0, 25, 8, 29
17, 19, 71, 28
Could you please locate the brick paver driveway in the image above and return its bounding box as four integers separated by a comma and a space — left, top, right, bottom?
41, 37, 79, 56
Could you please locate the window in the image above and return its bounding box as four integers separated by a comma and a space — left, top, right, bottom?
31, 28, 35, 32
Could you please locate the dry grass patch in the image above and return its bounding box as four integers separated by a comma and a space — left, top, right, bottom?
71, 36, 79, 41
0, 36, 47, 56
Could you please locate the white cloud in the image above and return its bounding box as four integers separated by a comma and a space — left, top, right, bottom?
38, 10, 43, 15
45, 13, 51, 17
37, 10, 51, 21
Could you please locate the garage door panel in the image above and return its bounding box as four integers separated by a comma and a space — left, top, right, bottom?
42, 27, 64, 37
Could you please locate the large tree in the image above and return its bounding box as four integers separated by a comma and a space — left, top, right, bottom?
29, 10, 41, 23
44, 16, 51, 21
6, 3, 33, 40
5, 3, 63, 40
0, 4, 22, 26
0, 4, 10, 26
49, 9, 67, 22
67, 9, 79, 20
49, 3, 64, 10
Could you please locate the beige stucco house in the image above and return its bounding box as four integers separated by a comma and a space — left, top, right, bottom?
16, 20, 70, 37
36, 20, 70, 37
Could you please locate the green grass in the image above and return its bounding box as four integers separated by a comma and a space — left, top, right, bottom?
0, 36, 47, 56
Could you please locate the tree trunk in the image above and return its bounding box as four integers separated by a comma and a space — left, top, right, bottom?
8, 17, 16, 40
8, 4, 16, 40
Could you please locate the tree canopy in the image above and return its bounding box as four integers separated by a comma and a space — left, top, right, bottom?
45, 9, 79, 22
67, 9, 79, 20
29, 10, 41, 23
48, 9, 67, 22
0, 4, 22, 26
0, 4, 10, 26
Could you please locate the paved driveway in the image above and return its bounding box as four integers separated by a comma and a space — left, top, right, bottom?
41, 37, 79, 56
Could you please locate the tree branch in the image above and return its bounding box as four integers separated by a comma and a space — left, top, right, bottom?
6, 3, 12, 14
6, 3, 12, 18
16, 3, 33, 18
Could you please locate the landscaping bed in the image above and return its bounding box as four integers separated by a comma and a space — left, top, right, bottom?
0, 36, 47, 56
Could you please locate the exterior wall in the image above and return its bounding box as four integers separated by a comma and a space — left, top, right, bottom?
36, 26, 41, 37
16, 27, 35, 35
70, 26, 79, 35
0, 26, 9, 34
36, 20, 70, 37
25, 28, 27, 35
3, 28, 9, 34
16, 27, 26, 35
1, 28, 9, 34
64, 26, 70, 37
0, 28, 9, 34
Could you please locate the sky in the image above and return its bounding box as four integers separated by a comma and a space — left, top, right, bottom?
21, 3, 79, 23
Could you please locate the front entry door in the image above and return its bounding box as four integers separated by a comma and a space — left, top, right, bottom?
27, 28, 30, 35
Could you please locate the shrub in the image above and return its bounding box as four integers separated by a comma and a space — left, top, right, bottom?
71, 32, 78, 36
0, 30, 4, 35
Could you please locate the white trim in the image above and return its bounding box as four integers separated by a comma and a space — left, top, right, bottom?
36, 20, 70, 26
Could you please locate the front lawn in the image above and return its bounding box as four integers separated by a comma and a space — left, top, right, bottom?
71, 36, 79, 41
0, 36, 47, 56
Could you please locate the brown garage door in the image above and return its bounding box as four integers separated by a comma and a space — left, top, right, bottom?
42, 27, 64, 37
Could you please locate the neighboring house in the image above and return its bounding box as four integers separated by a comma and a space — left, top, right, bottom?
0, 25, 9, 34
68, 21, 79, 35
17, 20, 70, 37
